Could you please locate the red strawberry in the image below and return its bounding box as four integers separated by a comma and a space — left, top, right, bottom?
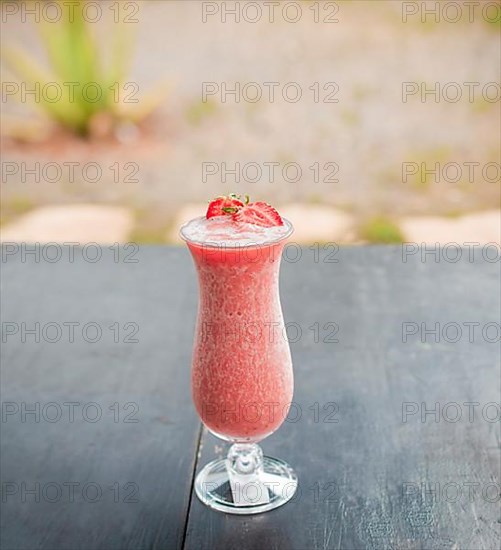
233, 202, 283, 227
206, 194, 244, 219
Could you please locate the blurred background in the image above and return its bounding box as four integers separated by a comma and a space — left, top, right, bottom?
1, 0, 500, 245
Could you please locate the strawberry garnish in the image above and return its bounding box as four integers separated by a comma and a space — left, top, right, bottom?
233, 201, 283, 227
206, 195, 284, 227
206, 194, 245, 219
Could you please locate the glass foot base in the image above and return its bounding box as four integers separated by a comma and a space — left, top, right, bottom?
194, 455, 298, 515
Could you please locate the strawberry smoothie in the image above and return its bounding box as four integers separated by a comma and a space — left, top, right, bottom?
181, 215, 294, 442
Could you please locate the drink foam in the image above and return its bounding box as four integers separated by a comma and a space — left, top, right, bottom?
180, 216, 293, 247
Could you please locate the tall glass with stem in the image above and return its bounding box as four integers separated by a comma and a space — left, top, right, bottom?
181, 216, 297, 514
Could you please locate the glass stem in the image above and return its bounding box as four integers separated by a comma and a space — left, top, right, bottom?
227, 443, 264, 477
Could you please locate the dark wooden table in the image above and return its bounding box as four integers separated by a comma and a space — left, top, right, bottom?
1, 245, 500, 550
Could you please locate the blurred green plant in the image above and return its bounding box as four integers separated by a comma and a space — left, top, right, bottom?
306, 193, 324, 205
443, 209, 464, 219
471, 97, 498, 114
185, 98, 218, 126
359, 216, 404, 244
128, 208, 170, 244
483, 14, 501, 32
0, 195, 35, 226
129, 226, 168, 244
2, 4, 167, 138
340, 109, 360, 127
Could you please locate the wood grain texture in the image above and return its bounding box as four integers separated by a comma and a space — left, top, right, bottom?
1, 246, 499, 550
1, 247, 201, 550
184, 246, 501, 550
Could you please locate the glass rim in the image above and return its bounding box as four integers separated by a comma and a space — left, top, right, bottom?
179, 216, 294, 248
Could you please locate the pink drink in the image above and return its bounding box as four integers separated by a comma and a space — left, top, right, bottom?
181, 216, 294, 443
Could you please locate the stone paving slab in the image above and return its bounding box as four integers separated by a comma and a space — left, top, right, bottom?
0, 205, 134, 245
279, 203, 355, 243
400, 210, 500, 245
